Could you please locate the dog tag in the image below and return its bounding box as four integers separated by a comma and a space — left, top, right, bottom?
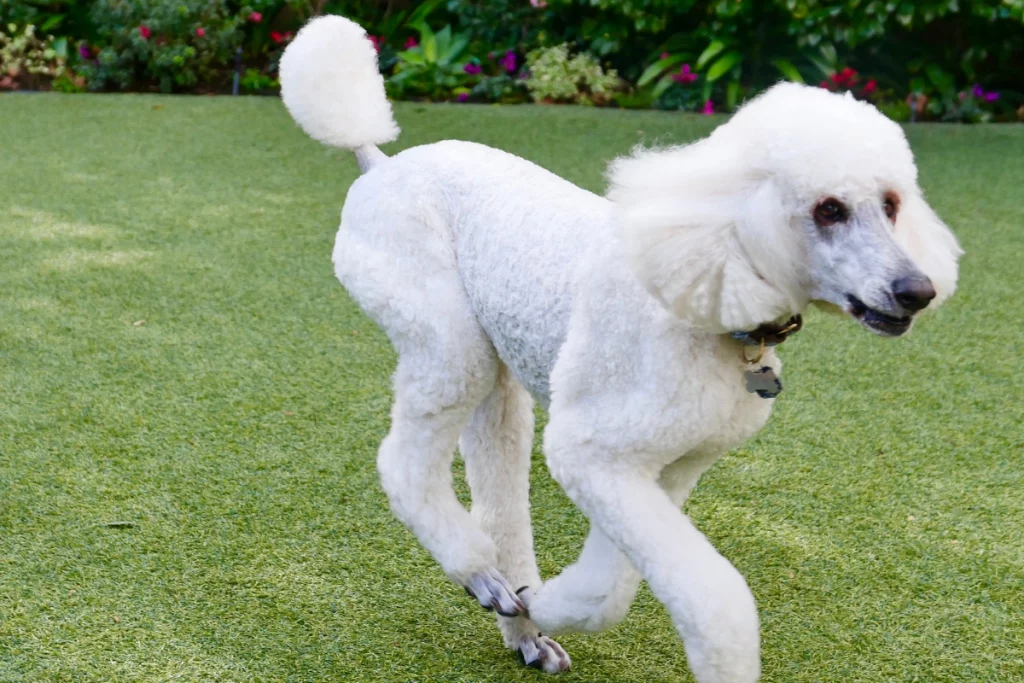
744, 366, 782, 399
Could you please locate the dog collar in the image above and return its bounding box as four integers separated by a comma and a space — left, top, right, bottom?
730, 314, 803, 354
730, 315, 802, 399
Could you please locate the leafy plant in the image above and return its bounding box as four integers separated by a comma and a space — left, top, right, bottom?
692, 37, 804, 111
79, 0, 243, 93
524, 43, 619, 105
0, 22, 74, 90
386, 23, 471, 100
0, 1, 93, 41
240, 66, 276, 92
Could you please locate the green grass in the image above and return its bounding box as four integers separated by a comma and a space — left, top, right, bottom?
1, 94, 1022, 683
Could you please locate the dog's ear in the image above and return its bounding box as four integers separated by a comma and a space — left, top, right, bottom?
893, 191, 963, 309
608, 144, 806, 333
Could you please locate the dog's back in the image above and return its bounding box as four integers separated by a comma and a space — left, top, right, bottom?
338, 138, 614, 403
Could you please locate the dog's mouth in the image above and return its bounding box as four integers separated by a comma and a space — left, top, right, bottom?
846, 295, 912, 337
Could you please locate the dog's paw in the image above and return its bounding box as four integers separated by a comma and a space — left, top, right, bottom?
465, 569, 527, 617
517, 634, 571, 673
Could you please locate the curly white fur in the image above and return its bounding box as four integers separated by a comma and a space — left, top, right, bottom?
279, 15, 398, 150
280, 17, 962, 683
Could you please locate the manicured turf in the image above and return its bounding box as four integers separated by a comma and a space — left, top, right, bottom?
1, 93, 1021, 682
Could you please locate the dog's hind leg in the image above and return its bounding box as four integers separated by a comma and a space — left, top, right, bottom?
527, 451, 720, 637
338, 223, 529, 617
460, 366, 571, 673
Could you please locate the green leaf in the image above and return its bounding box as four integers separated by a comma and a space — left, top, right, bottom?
696, 40, 727, 71
52, 37, 68, 59
820, 43, 838, 66
650, 73, 676, 101
726, 80, 741, 110
444, 33, 469, 64
396, 50, 426, 66
407, 0, 447, 28
925, 64, 954, 93
705, 51, 742, 82
421, 29, 438, 63
772, 58, 804, 83
638, 54, 687, 87
809, 57, 832, 78
40, 14, 64, 31
435, 25, 452, 55
701, 80, 713, 102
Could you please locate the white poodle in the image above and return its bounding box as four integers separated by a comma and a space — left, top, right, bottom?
279, 16, 962, 682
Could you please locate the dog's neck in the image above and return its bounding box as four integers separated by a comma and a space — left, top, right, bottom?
729, 314, 803, 348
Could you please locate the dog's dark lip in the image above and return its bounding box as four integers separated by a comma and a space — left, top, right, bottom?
846, 295, 912, 337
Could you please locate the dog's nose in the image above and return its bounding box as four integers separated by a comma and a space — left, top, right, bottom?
892, 276, 936, 312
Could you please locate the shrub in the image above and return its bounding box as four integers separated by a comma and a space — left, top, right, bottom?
0, 23, 75, 90
525, 43, 619, 104
79, 0, 243, 92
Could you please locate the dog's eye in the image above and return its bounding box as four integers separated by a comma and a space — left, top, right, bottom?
883, 194, 899, 222
813, 198, 848, 227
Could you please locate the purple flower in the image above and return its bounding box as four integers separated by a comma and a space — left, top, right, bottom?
701, 99, 714, 115
463, 62, 481, 75
499, 50, 517, 73
972, 84, 985, 98
79, 44, 90, 59
985, 92, 1000, 102
458, 92, 469, 102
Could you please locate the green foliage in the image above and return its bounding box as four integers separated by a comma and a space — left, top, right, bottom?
77, 0, 242, 93
446, 0, 543, 52
469, 73, 529, 104
0, 22, 72, 89
0, 0, 1020, 118
386, 23, 472, 100
240, 65, 276, 92
0, 0, 92, 40
525, 43, 619, 105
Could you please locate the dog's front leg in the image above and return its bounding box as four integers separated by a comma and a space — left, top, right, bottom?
544, 434, 760, 683
528, 450, 723, 637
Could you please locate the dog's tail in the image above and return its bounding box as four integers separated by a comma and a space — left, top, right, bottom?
279, 15, 399, 172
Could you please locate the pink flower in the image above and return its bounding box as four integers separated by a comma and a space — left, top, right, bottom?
660, 52, 670, 60
195, 27, 205, 37
368, 35, 382, 53
671, 63, 697, 84
831, 66, 857, 88
701, 99, 714, 115
138, 25, 151, 40
458, 92, 469, 102
271, 31, 283, 43
463, 62, 481, 75
819, 80, 830, 89
248, 11, 262, 23
404, 36, 418, 49
863, 79, 877, 95
530, 0, 548, 7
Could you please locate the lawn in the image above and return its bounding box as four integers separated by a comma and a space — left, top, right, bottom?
0, 94, 1021, 683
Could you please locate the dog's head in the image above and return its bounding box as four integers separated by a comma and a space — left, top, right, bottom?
608, 82, 963, 336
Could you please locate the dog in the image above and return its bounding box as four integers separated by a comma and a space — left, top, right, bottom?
279, 16, 962, 682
